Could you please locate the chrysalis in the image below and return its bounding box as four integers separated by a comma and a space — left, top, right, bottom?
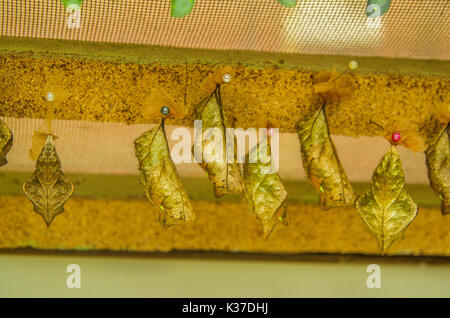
296, 105, 355, 209
171, 0, 195, 18
23, 135, 74, 226
425, 124, 449, 215
135, 119, 195, 227
356, 146, 418, 254
193, 85, 244, 198
0, 119, 13, 167
243, 132, 288, 238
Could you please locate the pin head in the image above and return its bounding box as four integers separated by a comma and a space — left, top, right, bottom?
46, 92, 55, 102
161, 106, 170, 116
222, 73, 231, 83
392, 132, 401, 142
348, 60, 358, 70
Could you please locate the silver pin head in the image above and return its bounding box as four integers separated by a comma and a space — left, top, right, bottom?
46, 92, 55, 102
222, 73, 232, 83
348, 60, 358, 70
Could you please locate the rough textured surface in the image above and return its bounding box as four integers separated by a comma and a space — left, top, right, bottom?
0, 195, 448, 256
0, 50, 448, 143
0, 38, 448, 257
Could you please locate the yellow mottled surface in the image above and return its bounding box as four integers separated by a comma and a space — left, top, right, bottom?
1, 40, 449, 257
0, 195, 448, 256
0, 53, 448, 142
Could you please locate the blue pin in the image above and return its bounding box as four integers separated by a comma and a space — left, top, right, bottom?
161, 106, 170, 116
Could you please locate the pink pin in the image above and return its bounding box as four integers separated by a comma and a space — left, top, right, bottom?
392, 132, 401, 142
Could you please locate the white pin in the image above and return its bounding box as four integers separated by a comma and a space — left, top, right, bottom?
222, 73, 232, 83
46, 92, 55, 102
349, 60, 358, 70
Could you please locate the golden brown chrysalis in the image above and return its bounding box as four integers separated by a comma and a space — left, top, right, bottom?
0, 119, 13, 167
356, 145, 418, 254
192, 85, 244, 198
23, 135, 74, 226
135, 120, 195, 227
425, 124, 449, 215
243, 134, 288, 238
296, 104, 355, 209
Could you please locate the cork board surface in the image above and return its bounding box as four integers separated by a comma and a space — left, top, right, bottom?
0, 195, 448, 257
0, 39, 449, 143
0, 38, 448, 258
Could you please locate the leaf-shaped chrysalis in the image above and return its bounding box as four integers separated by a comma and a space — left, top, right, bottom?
135, 121, 195, 227
356, 146, 418, 254
0, 119, 13, 167
243, 132, 288, 238
296, 105, 355, 209
193, 85, 244, 198
425, 124, 449, 215
23, 135, 74, 226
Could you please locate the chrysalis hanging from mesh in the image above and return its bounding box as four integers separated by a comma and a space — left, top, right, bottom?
296, 104, 355, 209
243, 130, 288, 238
135, 118, 195, 227
23, 135, 74, 226
425, 124, 449, 215
296, 70, 356, 209
356, 145, 418, 254
192, 85, 244, 198
0, 119, 13, 167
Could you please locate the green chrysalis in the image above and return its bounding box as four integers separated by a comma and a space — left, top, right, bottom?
277, 0, 297, 8
171, 0, 195, 18
366, 0, 391, 17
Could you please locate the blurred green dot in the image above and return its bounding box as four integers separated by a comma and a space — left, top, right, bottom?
171, 0, 195, 18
